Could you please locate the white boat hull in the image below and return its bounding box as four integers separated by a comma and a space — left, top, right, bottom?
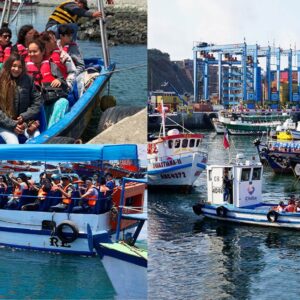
212, 119, 225, 134
201, 204, 300, 229
101, 255, 147, 298
148, 153, 207, 188
0, 210, 111, 255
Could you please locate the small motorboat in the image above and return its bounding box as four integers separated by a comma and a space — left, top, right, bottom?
193, 153, 300, 229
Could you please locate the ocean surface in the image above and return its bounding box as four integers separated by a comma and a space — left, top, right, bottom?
0, 7, 147, 299
148, 131, 300, 300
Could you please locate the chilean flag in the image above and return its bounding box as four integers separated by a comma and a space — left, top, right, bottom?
223, 129, 230, 149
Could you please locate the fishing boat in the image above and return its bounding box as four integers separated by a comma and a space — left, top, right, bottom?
253, 139, 300, 174
218, 109, 292, 135
0, 144, 146, 255
0, 0, 115, 144
94, 177, 147, 299
193, 154, 300, 229
269, 118, 296, 140
212, 118, 225, 134
147, 102, 208, 191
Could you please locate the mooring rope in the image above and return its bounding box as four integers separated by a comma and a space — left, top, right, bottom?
103, 63, 147, 75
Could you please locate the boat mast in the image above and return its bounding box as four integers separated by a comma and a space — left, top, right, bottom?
97, 0, 110, 69
0, 0, 12, 28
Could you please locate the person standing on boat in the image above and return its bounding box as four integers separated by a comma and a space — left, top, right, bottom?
0, 54, 42, 144
45, 0, 102, 41
223, 169, 232, 203
0, 27, 12, 68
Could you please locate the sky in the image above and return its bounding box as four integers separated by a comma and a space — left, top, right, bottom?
148, 0, 300, 61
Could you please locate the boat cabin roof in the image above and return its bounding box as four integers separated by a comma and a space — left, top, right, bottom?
0, 145, 138, 162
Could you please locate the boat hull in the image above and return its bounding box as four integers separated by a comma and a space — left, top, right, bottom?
148, 153, 207, 188
0, 210, 110, 255
27, 60, 115, 144
201, 204, 300, 229
99, 244, 147, 298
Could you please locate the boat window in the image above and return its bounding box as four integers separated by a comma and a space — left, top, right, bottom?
168, 140, 173, 149
252, 167, 261, 180
196, 139, 200, 147
175, 139, 181, 148
241, 168, 251, 181
182, 139, 188, 148
189, 139, 195, 147
208, 170, 212, 181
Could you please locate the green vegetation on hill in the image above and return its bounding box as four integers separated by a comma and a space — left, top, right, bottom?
148, 49, 193, 94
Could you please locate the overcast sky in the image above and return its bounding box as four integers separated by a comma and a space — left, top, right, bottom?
148, 0, 300, 61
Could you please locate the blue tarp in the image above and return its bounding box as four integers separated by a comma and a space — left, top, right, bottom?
0, 145, 138, 162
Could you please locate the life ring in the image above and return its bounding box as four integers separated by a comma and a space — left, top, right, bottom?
192, 203, 203, 215
216, 206, 228, 217
267, 210, 279, 222
56, 220, 79, 243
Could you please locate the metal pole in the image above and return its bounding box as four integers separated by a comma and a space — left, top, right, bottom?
97, 0, 110, 69
0, 0, 9, 27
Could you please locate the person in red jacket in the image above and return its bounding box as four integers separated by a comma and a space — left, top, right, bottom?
0, 27, 12, 68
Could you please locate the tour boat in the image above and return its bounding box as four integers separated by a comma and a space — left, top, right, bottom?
0, 144, 146, 255
193, 154, 300, 229
147, 103, 208, 191
253, 139, 300, 174
94, 177, 147, 299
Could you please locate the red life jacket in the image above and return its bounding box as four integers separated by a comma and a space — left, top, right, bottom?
49, 49, 68, 79
62, 42, 77, 53
4, 44, 27, 62
0, 44, 11, 63
26, 60, 56, 86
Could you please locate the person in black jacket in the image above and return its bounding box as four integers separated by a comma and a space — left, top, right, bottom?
45, 0, 102, 41
0, 53, 42, 144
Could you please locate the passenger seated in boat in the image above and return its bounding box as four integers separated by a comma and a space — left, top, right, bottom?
72, 177, 99, 213
275, 201, 285, 212
295, 200, 300, 212
26, 39, 70, 129
6, 173, 29, 209
284, 199, 296, 213
105, 173, 115, 190
0, 175, 8, 193
57, 25, 85, 97
99, 177, 110, 194
25, 172, 35, 190
0, 27, 12, 68
10, 25, 39, 61
50, 175, 74, 212
70, 173, 81, 190
0, 54, 42, 144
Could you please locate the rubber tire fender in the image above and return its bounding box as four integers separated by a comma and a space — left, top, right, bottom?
267, 210, 279, 223
56, 220, 79, 243
192, 203, 204, 215
216, 206, 228, 217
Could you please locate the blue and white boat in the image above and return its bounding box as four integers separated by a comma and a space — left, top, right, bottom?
0, 144, 146, 255
147, 102, 208, 191
193, 154, 300, 229
94, 177, 147, 299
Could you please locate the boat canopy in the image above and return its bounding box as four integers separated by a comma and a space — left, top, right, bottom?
0, 145, 138, 162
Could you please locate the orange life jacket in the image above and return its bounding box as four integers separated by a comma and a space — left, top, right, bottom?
13, 186, 23, 197
62, 183, 73, 205
83, 186, 98, 207
38, 187, 48, 199
26, 60, 56, 86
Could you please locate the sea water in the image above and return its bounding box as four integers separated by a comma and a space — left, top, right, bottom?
148, 132, 300, 300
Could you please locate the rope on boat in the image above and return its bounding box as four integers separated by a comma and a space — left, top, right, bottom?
119, 241, 147, 259
102, 63, 147, 75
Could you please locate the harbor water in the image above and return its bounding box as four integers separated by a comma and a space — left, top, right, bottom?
149, 131, 300, 300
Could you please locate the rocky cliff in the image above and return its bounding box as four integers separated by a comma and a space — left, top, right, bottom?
78, 6, 147, 45
148, 49, 193, 94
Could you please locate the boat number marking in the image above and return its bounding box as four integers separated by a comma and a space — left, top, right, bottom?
212, 186, 224, 193
160, 172, 186, 179
213, 176, 220, 182
49, 236, 71, 248
153, 159, 182, 169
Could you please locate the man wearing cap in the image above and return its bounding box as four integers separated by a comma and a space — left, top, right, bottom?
50, 175, 74, 212
45, 0, 102, 41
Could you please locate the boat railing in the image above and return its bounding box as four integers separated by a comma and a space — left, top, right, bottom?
148, 150, 208, 163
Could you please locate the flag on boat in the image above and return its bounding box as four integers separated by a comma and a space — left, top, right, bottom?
223, 129, 230, 149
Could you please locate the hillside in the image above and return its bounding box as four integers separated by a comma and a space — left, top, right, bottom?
148, 49, 193, 94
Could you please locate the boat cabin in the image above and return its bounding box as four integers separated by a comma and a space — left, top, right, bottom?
148, 129, 204, 158
207, 155, 263, 208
